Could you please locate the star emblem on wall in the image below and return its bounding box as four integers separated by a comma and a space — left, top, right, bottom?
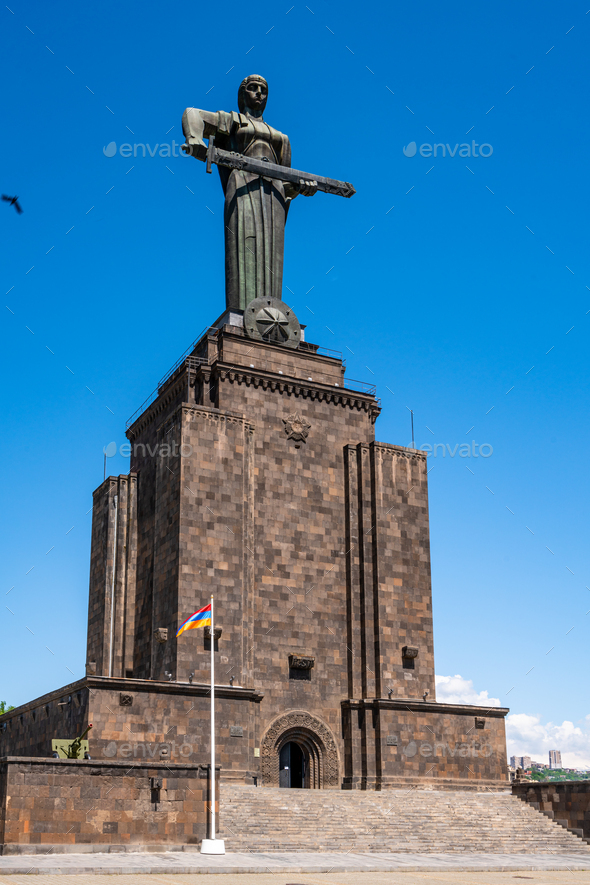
255, 306, 290, 343
282, 412, 311, 444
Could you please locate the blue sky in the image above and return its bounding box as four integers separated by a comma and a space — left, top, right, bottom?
2, 0, 590, 764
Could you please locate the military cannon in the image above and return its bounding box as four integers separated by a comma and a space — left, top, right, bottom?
51, 723, 93, 759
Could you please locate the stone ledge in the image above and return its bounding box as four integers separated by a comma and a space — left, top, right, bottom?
0, 842, 202, 856
0, 676, 263, 725
341, 776, 510, 792
0, 756, 220, 770
343, 698, 510, 718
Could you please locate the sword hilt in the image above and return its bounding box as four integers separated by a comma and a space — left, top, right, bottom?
206, 134, 215, 174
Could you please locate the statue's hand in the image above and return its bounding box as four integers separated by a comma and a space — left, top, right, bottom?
182, 141, 207, 162
299, 179, 318, 197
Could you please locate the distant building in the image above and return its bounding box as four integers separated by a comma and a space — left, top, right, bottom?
531, 761, 548, 771
511, 755, 532, 770
549, 750, 562, 769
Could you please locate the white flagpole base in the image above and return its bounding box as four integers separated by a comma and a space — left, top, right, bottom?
200, 838, 226, 854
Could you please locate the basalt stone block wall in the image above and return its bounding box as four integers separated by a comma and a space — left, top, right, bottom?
0, 678, 262, 785
344, 442, 436, 704
513, 781, 590, 842
123, 326, 383, 696
0, 758, 218, 855
125, 337, 430, 696
342, 699, 510, 791
0, 684, 88, 759
0, 678, 508, 792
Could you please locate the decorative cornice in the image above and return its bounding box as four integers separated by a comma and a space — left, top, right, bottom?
126, 343, 381, 439
182, 404, 255, 434
214, 363, 381, 417
373, 442, 427, 462
342, 698, 509, 718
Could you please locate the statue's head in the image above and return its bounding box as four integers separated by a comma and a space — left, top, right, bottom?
238, 75, 268, 117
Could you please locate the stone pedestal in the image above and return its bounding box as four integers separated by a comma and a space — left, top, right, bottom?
0, 317, 509, 812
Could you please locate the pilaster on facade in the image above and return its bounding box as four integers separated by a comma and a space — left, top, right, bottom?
87, 473, 137, 679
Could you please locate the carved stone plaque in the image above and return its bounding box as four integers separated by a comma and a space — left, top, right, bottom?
119, 693, 133, 707
154, 628, 168, 644
230, 726, 243, 737
402, 646, 419, 659
288, 654, 315, 670
475, 717, 486, 729
386, 735, 398, 746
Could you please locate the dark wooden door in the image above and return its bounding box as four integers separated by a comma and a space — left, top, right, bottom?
279, 742, 291, 787
279, 742, 307, 788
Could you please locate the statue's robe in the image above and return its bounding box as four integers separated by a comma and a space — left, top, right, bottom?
182, 109, 296, 310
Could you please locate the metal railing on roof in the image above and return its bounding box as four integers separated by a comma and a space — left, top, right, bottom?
126, 324, 218, 429
157, 325, 217, 388
126, 355, 209, 429
342, 378, 377, 396
299, 341, 343, 361
126, 327, 376, 429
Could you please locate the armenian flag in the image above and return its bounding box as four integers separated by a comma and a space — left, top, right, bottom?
176, 602, 212, 637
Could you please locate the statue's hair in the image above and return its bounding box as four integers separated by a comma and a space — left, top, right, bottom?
238, 75, 268, 115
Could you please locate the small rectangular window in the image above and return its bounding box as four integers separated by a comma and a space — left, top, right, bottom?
289, 667, 311, 681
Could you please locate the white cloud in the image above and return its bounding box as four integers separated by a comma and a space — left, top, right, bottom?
506, 712, 590, 770
435, 673, 501, 707
436, 674, 590, 770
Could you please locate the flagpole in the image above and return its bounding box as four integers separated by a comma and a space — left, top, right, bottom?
210, 593, 215, 840
201, 594, 224, 854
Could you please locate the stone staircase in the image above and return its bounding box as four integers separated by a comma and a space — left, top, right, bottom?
219, 785, 590, 853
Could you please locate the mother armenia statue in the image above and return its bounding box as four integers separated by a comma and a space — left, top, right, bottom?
182, 75, 354, 312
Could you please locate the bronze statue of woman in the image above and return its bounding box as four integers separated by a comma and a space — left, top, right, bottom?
182, 75, 317, 311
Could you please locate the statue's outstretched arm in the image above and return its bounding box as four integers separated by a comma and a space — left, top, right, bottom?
182, 108, 239, 161
182, 108, 219, 161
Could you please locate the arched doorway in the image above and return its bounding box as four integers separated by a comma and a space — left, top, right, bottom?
279, 741, 308, 788
260, 711, 340, 789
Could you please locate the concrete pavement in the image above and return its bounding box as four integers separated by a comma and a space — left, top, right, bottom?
1, 851, 590, 877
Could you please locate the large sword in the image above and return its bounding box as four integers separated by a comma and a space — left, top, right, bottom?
183, 136, 356, 199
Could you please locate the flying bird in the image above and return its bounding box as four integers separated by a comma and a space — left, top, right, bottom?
2, 195, 23, 214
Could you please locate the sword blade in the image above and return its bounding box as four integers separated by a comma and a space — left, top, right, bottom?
211, 146, 356, 198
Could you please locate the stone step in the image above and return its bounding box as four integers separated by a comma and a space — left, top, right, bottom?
218, 785, 590, 853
